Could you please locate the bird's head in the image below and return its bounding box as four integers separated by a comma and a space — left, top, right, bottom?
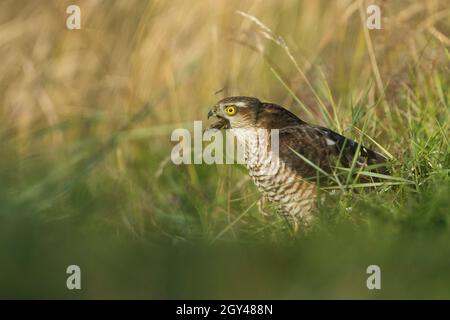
207, 96, 262, 130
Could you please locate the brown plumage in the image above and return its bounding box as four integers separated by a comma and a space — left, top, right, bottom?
207, 96, 388, 230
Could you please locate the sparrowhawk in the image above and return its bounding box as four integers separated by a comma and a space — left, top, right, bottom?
207, 96, 388, 231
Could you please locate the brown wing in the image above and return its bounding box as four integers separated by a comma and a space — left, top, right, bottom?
278, 124, 389, 183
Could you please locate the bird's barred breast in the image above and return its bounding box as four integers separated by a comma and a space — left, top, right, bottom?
231, 127, 317, 219
244, 133, 316, 217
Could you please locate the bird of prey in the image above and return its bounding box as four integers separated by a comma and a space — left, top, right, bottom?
207, 96, 388, 231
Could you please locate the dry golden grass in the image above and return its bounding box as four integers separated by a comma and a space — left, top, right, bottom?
1, 0, 447, 136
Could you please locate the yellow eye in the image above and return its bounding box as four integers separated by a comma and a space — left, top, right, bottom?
225, 106, 236, 115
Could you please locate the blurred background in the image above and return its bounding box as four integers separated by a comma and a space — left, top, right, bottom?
0, 0, 449, 299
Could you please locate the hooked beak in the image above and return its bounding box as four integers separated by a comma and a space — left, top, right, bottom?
206, 106, 229, 130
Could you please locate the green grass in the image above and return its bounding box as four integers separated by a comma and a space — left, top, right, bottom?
0, 0, 449, 299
